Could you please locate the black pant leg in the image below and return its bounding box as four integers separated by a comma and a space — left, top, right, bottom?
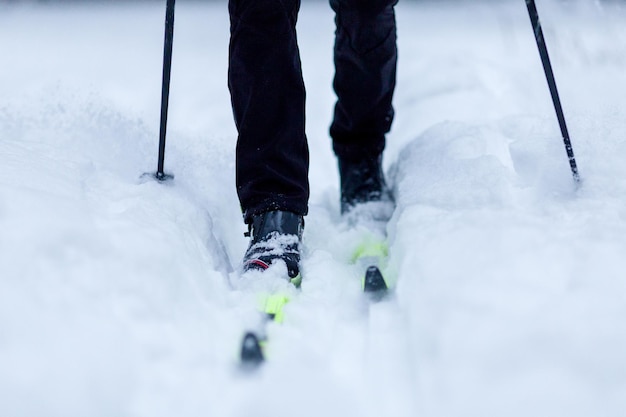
329, 0, 398, 160
229, 0, 309, 223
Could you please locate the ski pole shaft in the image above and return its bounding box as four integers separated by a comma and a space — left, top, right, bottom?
156, 0, 176, 181
525, 0, 580, 183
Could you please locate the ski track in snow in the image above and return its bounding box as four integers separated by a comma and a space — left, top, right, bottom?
2, 1, 626, 416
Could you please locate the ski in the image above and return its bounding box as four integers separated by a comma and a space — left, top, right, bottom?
239, 288, 293, 368
352, 222, 391, 301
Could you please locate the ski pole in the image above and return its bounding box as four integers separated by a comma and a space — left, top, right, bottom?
525, 0, 580, 183
155, 0, 176, 181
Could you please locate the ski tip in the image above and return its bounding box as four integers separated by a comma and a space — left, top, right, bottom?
363, 265, 388, 301
240, 331, 264, 368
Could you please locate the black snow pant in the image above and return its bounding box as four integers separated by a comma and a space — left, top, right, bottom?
228, 0, 398, 223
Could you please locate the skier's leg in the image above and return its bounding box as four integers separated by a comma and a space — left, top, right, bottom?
329, 0, 398, 213
329, 0, 398, 160
229, 0, 309, 223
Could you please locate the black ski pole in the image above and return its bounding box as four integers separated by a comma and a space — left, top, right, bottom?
525, 0, 580, 183
155, 0, 176, 181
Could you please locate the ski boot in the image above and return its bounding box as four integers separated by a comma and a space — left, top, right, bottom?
338, 153, 394, 216
243, 210, 304, 285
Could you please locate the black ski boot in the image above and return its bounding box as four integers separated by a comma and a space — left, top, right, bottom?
243, 210, 304, 283
338, 153, 393, 215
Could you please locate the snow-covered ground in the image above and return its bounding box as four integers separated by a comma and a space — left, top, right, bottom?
2, 1, 626, 416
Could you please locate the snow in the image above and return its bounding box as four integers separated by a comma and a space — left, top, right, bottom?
2, 0, 626, 416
